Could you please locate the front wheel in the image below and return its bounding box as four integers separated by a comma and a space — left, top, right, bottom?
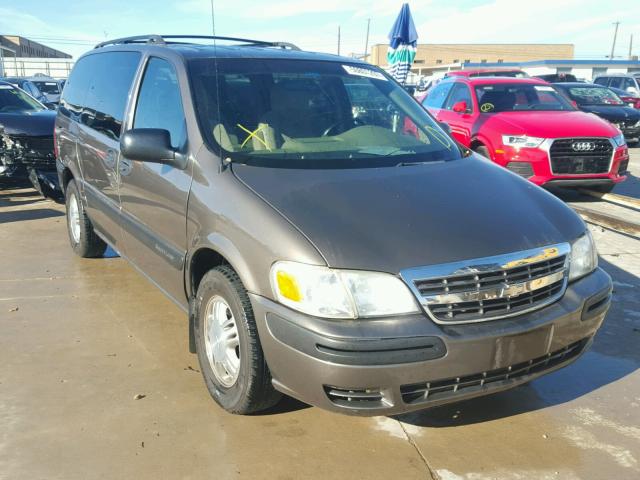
473, 145, 491, 160
194, 265, 281, 414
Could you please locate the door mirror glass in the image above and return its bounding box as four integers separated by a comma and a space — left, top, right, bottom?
452, 100, 468, 113
120, 128, 177, 164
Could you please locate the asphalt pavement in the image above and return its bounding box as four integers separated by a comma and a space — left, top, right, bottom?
1, 149, 639, 480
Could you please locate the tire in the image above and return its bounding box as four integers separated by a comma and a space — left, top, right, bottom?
474, 145, 491, 160
64, 179, 107, 258
194, 265, 281, 414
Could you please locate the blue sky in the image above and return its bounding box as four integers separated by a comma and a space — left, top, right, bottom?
1, 0, 639, 59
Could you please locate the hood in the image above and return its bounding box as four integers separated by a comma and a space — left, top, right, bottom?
578, 104, 640, 122
0, 110, 56, 136
232, 157, 585, 273
482, 111, 618, 138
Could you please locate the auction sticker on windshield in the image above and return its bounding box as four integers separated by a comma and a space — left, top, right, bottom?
534, 86, 555, 91
343, 65, 386, 81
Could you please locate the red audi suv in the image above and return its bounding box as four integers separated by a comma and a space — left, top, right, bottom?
422, 76, 629, 192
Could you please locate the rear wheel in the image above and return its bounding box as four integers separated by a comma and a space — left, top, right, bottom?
64, 180, 107, 258
194, 265, 281, 414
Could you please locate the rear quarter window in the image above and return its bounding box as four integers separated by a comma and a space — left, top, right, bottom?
60, 51, 141, 140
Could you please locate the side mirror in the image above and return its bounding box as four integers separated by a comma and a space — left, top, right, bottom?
570, 100, 578, 108
452, 100, 468, 113
120, 128, 185, 168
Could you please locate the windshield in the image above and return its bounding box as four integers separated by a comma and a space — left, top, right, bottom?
32, 80, 60, 94
189, 58, 461, 167
566, 86, 623, 106
474, 83, 574, 112
0, 84, 45, 113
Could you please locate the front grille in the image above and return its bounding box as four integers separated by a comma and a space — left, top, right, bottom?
506, 161, 534, 178
323, 386, 386, 408
401, 338, 588, 405
428, 280, 564, 322
549, 138, 612, 175
406, 245, 569, 323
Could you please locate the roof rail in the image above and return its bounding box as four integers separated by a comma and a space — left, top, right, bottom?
94, 35, 301, 51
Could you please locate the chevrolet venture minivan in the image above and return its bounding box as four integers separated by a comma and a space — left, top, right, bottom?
55, 35, 612, 416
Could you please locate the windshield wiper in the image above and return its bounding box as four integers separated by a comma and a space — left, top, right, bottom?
396, 160, 445, 167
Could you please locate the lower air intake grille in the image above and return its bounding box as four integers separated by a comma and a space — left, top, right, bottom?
506, 161, 534, 178
324, 386, 385, 408
401, 339, 588, 405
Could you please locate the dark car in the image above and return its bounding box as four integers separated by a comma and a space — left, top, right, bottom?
554, 82, 640, 143
0, 81, 59, 197
56, 34, 611, 416
535, 73, 579, 83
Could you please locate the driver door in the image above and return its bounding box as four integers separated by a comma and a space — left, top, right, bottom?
118, 56, 192, 307
437, 83, 475, 146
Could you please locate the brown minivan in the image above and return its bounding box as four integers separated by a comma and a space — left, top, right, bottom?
55, 35, 612, 415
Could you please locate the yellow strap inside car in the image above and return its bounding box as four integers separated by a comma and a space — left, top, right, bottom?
237, 123, 272, 151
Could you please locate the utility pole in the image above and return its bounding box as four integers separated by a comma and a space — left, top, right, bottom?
364, 18, 370, 62
610, 21, 620, 60
337, 26, 341, 56
630, 34, 634, 59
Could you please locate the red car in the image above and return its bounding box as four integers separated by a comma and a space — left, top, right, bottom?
422, 77, 629, 192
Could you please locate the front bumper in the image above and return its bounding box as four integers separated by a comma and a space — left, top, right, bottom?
251, 267, 612, 416
493, 143, 628, 187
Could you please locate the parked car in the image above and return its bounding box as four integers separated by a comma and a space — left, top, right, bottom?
29, 76, 64, 104
446, 68, 528, 78
0, 81, 59, 197
593, 73, 640, 95
535, 73, 579, 83
1, 77, 54, 108
421, 76, 628, 193
553, 83, 640, 144
57, 34, 612, 416
609, 86, 640, 109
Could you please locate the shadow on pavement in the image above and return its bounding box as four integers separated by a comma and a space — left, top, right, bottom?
0, 208, 64, 224
396, 257, 638, 428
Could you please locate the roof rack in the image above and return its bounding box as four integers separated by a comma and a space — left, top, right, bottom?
94, 34, 301, 51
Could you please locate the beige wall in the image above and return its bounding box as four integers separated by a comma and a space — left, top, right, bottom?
370, 43, 574, 69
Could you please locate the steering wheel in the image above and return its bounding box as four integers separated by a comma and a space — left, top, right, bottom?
322, 118, 363, 137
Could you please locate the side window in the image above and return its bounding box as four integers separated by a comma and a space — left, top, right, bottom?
622, 78, 638, 91
60, 55, 97, 118
423, 82, 453, 109
608, 77, 623, 89
83, 52, 141, 140
133, 58, 186, 149
592, 77, 608, 87
444, 83, 473, 111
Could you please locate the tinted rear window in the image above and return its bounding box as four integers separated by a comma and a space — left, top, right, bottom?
60, 51, 141, 139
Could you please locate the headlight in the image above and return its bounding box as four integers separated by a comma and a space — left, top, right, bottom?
613, 133, 626, 147
270, 261, 420, 319
502, 135, 545, 148
569, 231, 598, 281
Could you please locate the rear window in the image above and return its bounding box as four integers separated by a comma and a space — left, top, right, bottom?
60, 51, 141, 140
32, 81, 60, 94
474, 83, 574, 112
